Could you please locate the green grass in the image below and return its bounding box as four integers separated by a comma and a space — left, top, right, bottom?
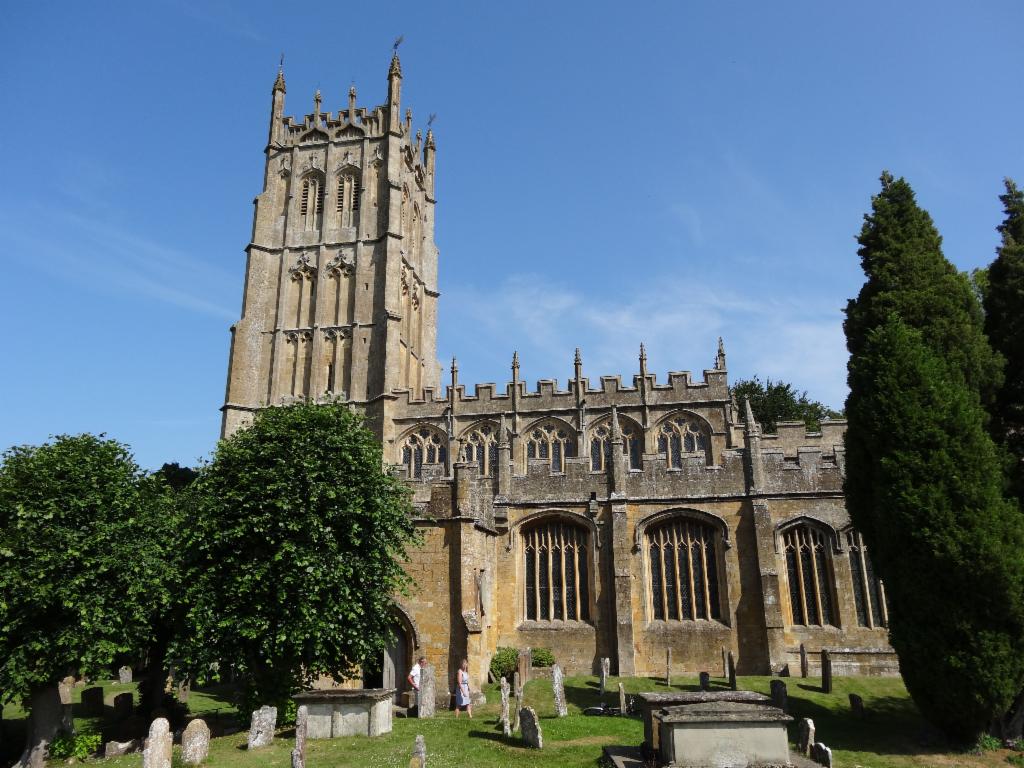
2, 675, 1021, 768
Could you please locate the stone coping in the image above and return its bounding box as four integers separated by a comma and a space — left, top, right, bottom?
293, 688, 395, 703
636, 690, 771, 708
659, 700, 793, 724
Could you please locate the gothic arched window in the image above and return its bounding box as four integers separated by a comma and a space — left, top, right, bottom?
589, 418, 642, 471
399, 427, 447, 479
461, 423, 498, 476
846, 530, 888, 628
523, 519, 589, 622
525, 421, 576, 473
300, 174, 325, 231
647, 517, 721, 621
337, 172, 360, 228
656, 414, 709, 468
783, 524, 835, 627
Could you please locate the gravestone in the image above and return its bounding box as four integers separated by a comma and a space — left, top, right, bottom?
119, 666, 133, 685
58, 676, 75, 705
114, 692, 134, 720
418, 666, 436, 718
143, 717, 172, 768
410, 734, 426, 768
727, 651, 737, 691
247, 705, 277, 749
600, 657, 610, 695
796, 717, 815, 755
820, 649, 833, 693
552, 664, 568, 717
849, 693, 864, 717
517, 648, 531, 686
82, 686, 105, 716
618, 682, 626, 715
511, 689, 521, 732
800, 643, 809, 678
811, 741, 833, 768
176, 679, 190, 704
770, 679, 788, 712
291, 705, 307, 768
181, 719, 210, 766
104, 739, 139, 757
722, 647, 728, 678
499, 677, 511, 737
665, 648, 672, 686
698, 672, 710, 691
519, 707, 543, 749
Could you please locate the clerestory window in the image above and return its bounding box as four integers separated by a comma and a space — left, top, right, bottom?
523, 520, 589, 622
647, 517, 721, 621
399, 427, 447, 479
589, 418, 642, 471
525, 421, 576, 473
461, 423, 498, 477
656, 414, 708, 468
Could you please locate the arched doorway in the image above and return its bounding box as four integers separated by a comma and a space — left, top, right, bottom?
362, 612, 415, 704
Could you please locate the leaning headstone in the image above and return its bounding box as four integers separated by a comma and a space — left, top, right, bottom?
849, 693, 865, 717
820, 649, 833, 694
247, 705, 277, 749
698, 672, 710, 691
618, 682, 626, 715
181, 719, 210, 766
800, 643, 809, 678
410, 734, 426, 768
519, 707, 543, 749
143, 718, 172, 768
58, 676, 75, 705
499, 677, 511, 737
82, 686, 104, 716
119, 666, 133, 685
727, 651, 737, 691
811, 742, 833, 768
665, 648, 672, 686
599, 657, 610, 695
796, 717, 815, 756
551, 664, 567, 717
291, 705, 307, 768
114, 692, 134, 720
770, 679, 788, 712
418, 666, 436, 718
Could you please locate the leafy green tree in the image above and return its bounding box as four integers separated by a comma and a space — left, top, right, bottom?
844, 172, 1024, 742
0, 435, 167, 768
730, 376, 841, 432
984, 178, 1024, 498
178, 402, 418, 715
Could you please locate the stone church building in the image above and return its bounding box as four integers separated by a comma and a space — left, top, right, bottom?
220, 55, 896, 704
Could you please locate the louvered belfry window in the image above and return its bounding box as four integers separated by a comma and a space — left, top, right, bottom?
523, 520, 589, 622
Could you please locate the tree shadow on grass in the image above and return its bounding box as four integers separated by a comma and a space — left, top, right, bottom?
468, 729, 520, 747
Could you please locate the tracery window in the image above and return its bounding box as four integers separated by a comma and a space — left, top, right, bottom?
783, 524, 835, 626
589, 419, 642, 471
461, 423, 498, 476
337, 172, 360, 227
525, 421, 576, 472
300, 174, 325, 230
656, 414, 708, 468
523, 520, 589, 622
647, 518, 721, 621
399, 427, 447, 479
846, 530, 888, 628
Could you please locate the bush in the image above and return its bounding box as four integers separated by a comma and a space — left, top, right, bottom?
489, 647, 518, 681
531, 648, 555, 668
49, 733, 101, 760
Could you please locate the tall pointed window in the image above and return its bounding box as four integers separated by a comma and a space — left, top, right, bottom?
300, 174, 325, 231
783, 524, 835, 626
523, 520, 589, 622
525, 421, 576, 472
461, 423, 499, 476
589, 418, 642, 471
656, 414, 709, 468
337, 172, 360, 228
399, 427, 447, 479
647, 518, 721, 621
846, 530, 888, 628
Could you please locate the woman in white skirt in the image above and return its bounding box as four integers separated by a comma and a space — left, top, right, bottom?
455, 658, 472, 718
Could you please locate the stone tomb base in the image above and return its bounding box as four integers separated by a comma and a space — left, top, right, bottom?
658, 700, 792, 768
292, 690, 394, 739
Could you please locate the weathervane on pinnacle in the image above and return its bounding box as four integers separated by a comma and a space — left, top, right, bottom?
393, 35, 404, 53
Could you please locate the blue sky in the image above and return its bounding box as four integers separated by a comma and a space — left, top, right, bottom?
2, 1, 1022, 470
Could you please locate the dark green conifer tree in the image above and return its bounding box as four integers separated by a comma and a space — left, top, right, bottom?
844, 173, 1024, 742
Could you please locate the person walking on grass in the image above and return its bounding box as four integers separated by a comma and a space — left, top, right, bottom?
455, 658, 472, 718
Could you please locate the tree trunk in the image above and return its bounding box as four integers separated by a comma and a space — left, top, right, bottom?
12, 685, 65, 768
139, 630, 170, 718
1000, 691, 1024, 741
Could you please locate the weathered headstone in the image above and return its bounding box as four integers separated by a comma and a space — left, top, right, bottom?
105, 739, 139, 757
849, 693, 864, 717
519, 706, 543, 749
800, 643, 809, 678
143, 717, 172, 768
770, 679, 788, 712
518, 648, 531, 686
291, 705, 307, 768
181, 719, 210, 766
499, 677, 511, 737
727, 651, 737, 691
114, 692, 134, 720
796, 717, 815, 756
82, 686, 105, 716
418, 665, 436, 718
409, 734, 426, 768
118, 666, 133, 685
820, 649, 833, 694
599, 657, 610, 695
551, 664, 567, 717
811, 741, 833, 768
511, 689, 521, 732
618, 682, 626, 714
722, 646, 728, 678
698, 672, 710, 691
58, 676, 75, 705
247, 705, 277, 749
665, 648, 672, 686
176, 679, 191, 704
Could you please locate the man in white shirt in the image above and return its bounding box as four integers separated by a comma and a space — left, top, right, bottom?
407, 656, 427, 693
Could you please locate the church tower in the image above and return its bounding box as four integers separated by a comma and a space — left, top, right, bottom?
221, 54, 440, 440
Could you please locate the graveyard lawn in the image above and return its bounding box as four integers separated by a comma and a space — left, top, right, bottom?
1, 676, 1020, 768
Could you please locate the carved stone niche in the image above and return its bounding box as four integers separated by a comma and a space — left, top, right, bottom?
289, 253, 316, 281
325, 253, 354, 277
